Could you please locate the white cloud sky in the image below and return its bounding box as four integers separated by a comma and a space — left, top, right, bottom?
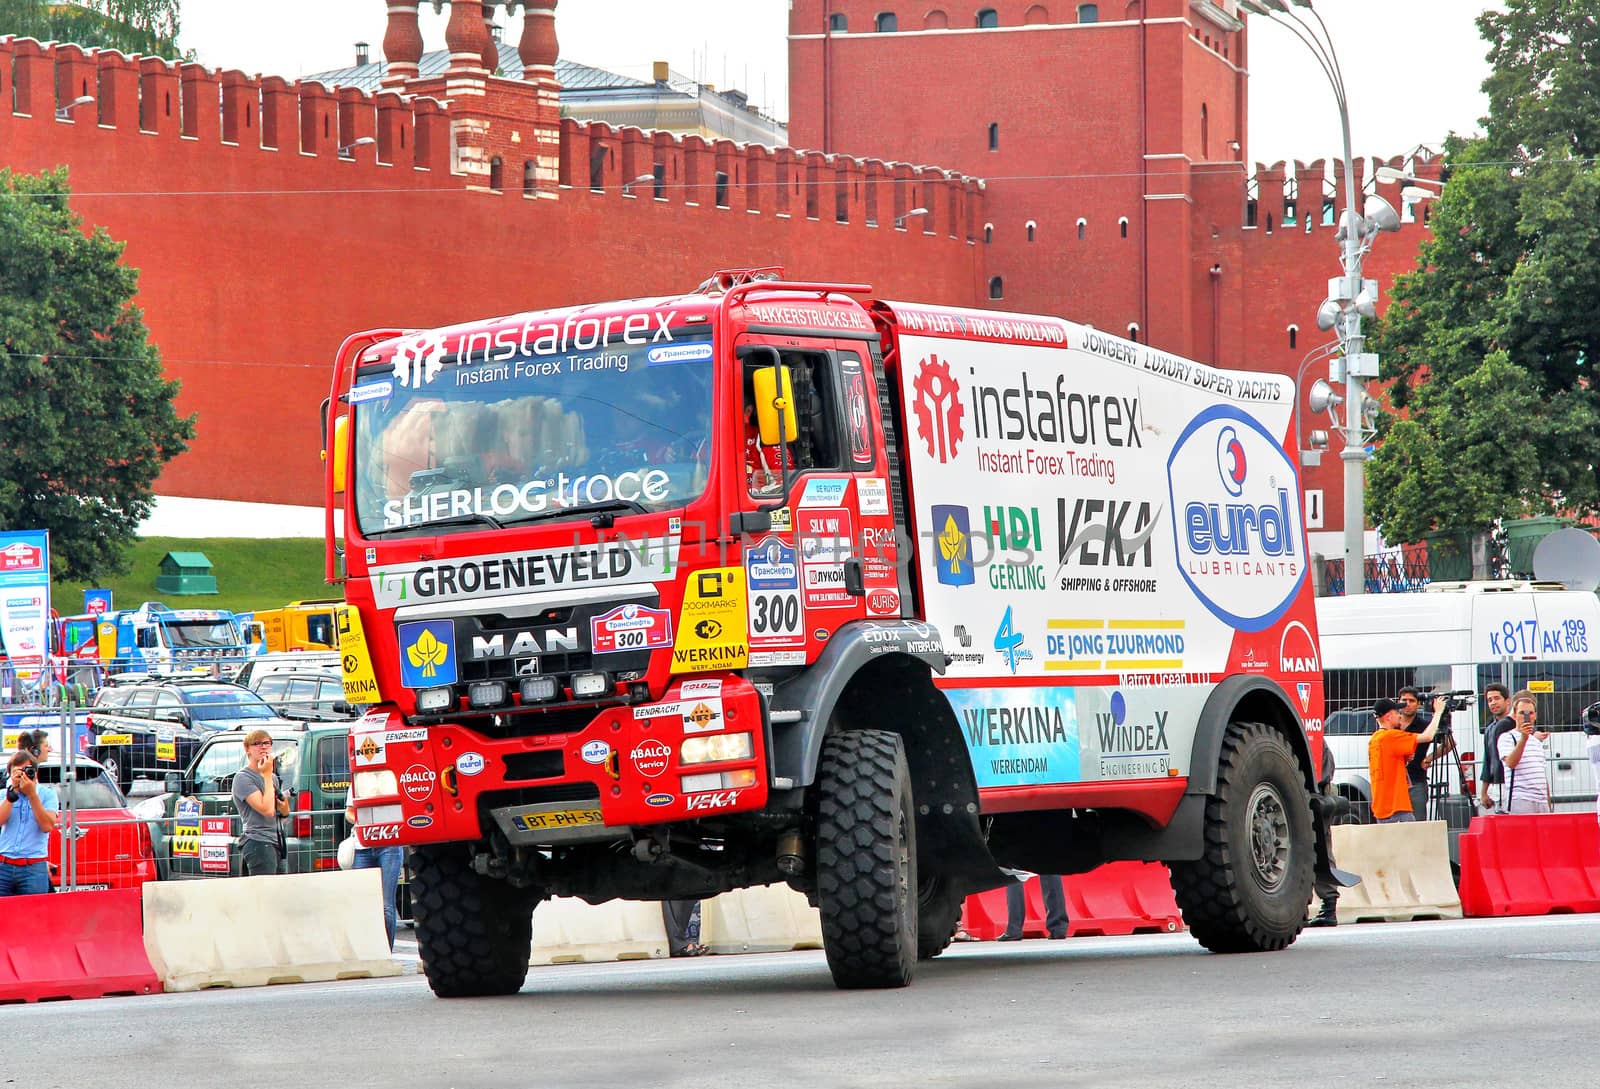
177, 0, 1498, 166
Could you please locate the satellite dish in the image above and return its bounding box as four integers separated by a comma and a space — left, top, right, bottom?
1531, 528, 1600, 591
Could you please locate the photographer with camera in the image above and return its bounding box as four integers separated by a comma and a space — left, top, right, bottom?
1498, 690, 1551, 815
232, 730, 289, 876
1370, 695, 1445, 823
1478, 684, 1514, 813
1398, 687, 1453, 819
0, 748, 59, 896
1583, 702, 1600, 824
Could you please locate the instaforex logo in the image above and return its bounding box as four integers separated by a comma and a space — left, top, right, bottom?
1167, 406, 1304, 632
911, 355, 965, 463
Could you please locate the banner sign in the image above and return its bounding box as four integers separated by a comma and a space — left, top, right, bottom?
0, 531, 50, 685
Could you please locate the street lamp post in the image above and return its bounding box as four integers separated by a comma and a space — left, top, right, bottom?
1239, 0, 1400, 595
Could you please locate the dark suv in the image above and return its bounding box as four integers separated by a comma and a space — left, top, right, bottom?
86, 678, 300, 791
248, 670, 360, 722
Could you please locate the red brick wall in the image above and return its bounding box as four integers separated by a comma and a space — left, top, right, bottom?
0, 36, 980, 507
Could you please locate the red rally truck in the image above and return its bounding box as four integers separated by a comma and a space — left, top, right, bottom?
324, 269, 1331, 997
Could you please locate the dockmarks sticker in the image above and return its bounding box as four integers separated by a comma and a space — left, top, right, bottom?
670, 567, 749, 674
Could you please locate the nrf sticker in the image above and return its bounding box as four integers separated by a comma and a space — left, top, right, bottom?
1167, 405, 1305, 632
591, 603, 673, 654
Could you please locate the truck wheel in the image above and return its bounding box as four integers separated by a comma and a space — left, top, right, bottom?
815, 729, 917, 989
410, 844, 538, 997
916, 874, 963, 960
1170, 721, 1314, 954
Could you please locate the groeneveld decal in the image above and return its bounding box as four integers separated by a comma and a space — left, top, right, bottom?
1167, 406, 1305, 632
370, 535, 680, 608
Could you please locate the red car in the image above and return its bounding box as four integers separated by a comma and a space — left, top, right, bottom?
36, 756, 158, 891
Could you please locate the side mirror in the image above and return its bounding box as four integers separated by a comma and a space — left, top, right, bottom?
156, 707, 188, 725
163, 772, 182, 794
331, 414, 350, 495
753, 365, 797, 446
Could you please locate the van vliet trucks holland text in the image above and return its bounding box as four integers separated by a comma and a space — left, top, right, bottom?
325, 269, 1331, 996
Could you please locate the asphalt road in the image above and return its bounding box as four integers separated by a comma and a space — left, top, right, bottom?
16, 915, 1599, 1089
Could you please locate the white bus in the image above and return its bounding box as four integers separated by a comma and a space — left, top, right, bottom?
1316, 580, 1599, 828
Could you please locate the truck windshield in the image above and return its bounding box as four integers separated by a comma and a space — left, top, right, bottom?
350, 333, 714, 535
165, 621, 240, 648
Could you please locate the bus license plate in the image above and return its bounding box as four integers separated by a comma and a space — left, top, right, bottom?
514, 808, 603, 832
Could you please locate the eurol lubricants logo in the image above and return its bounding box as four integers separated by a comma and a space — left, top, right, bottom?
1167, 406, 1304, 632
911, 355, 964, 463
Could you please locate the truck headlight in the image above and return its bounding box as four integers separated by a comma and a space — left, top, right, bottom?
680, 732, 753, 765
353, 770, 398, 799
416, 687, 454, 712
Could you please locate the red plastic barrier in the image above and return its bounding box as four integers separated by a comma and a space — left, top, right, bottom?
960, 862, 1184, 940
1457, 813, 1600, 917
0, 889, 160, 1002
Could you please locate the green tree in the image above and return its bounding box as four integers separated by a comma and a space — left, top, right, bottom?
1368, 0, 1600, 543
0, 0, 182, 58
0, 167, 195, 580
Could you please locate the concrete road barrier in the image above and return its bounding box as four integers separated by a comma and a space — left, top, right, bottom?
1326, 819, 1462, 924
530, 897, 670, 964
700, 883, 823, 954
142, 870, 401, 991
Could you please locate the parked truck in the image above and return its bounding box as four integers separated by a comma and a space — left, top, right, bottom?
91, 601, 262, 678
324, 269, 1329, 997
253, 599, 341, 653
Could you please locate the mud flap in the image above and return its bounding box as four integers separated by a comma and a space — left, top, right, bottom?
1310, 794, 1361, 889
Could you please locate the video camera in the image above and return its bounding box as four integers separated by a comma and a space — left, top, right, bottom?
1428, 689, 1477, 715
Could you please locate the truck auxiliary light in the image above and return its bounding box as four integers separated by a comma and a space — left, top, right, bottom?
520, 675, 559, 703
571, 671, 610, 699
416, 686, 454, 713
680, 732, 754, 765
468, 681, 508, 708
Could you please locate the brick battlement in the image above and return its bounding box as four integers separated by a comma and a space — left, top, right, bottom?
1240, 151, 1446, 238
1, 35, 982, 241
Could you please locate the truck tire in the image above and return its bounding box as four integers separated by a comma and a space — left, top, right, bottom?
1169, 720, 1314, 954
814, 729, 917, 989
916, 874, 963, 960
410, 844, 538, 998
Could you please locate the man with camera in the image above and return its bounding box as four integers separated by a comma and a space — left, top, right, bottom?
232, 729, 289, 876
1370, 695, 1445, 823
1497, 690, 1551, 815
1478, 683, 1514, 813
0, 748, 59, 896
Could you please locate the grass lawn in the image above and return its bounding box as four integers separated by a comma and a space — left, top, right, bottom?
53, 537, 340, 616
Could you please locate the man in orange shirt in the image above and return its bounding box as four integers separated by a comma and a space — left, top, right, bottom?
1369, 695, 1444, 823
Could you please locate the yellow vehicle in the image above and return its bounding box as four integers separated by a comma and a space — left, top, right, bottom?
255, 600, 341, 654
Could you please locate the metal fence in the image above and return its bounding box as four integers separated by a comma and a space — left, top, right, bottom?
1322, 549, 1433, 596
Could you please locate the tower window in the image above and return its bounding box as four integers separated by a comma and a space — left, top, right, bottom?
1128, 323, 1140, 342
876, 12, 898, 32
1026, 221, 1036, 242
1288, 325, 1299, 350
1076, 217, 1087, 240
523, 160, 535, 194
1201, 103, 1209, 159
983, 223, 993, 243
988, 276, 1004, 299
489, 155, 503, 191
829, 12, 847, 31
988, 122, 998, 151
977, 8, 998, 28
1119, 216, 1128, 238
1078, 3, 1099, 21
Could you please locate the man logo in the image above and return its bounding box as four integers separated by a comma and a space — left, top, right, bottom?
911, 356, 965, 463
1278, 620, 1321, 675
